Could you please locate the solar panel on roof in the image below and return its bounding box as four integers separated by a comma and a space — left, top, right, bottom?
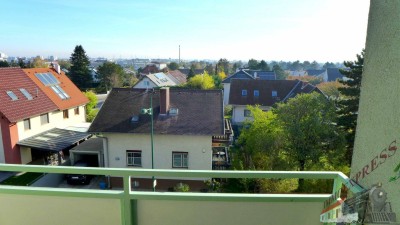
154, 73, 165, 79
35, 73, 60, 86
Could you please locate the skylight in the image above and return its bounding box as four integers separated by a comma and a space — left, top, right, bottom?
6, 91, 18, 100
50, 85, 70, 100
19, 88, 33, 100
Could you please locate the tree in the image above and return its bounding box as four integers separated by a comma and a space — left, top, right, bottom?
337, 50, 364, 163
287, 75, 323, 85
247, 59, 259, 70
185, 71, 215, 89
84, 91, 98, 122
317, 81, 344, 100
0, 61, 9, 67
57, 59, 71, 71
274, 93, 345, 191
272, 64, 288, 80
167, 62, 179, 70
310, 60, 320, 69
217, 58, 231, 75
29, 56, 47, 68
258, 60, 270, 71
97, 61, 126, 90
69, 45, 92, 90
323, 62, 337, 69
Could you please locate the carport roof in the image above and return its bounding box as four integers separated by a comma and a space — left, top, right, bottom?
70, 138, 103, 153
17, 128, 91, 152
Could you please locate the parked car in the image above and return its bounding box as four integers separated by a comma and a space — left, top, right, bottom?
66, 161, 93, 185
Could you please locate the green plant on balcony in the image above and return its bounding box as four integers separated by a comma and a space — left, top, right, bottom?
173, 182, 190, 192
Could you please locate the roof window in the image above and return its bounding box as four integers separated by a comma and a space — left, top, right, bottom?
254, 90, 259, 97
169, 108, 179, 116
6, 91, 18, 100
272, 91, 278, 97
19, 88, 33, 100
242, 89, 247, 96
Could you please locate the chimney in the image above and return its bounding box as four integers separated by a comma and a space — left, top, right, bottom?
54, 63, 61, 74
160, 87, 170, 115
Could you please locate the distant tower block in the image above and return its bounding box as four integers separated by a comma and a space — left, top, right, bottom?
350, 0, 400, 218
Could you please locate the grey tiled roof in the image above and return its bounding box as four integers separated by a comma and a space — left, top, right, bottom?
229, 79, 321, 106
327, 68, 344, 81
88, 88, 224, 136
222, 70, 254, 84
306, 69, 326, 76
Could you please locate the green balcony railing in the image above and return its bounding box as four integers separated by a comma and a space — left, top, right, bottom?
0, 164, 355, 225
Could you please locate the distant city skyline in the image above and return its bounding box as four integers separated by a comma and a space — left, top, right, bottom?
1, 0, 369, 62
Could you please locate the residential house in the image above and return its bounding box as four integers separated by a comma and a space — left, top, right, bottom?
288, 70, 307, 77
222, 69, 276, 106
228, 79, 322, 125
306, 69, 327, 79
166, 70, 187, 85
0, 67, 89, 165
133, 72, 177, 89
326, 68, 345, 82
88, 87, 232, 189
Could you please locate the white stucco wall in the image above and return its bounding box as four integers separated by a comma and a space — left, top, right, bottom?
350, 1, 400, 222
17, 105, 86, 140
223, 83, 230, 106
0, 194, 121, 225
20, 146, 32, 164
103, 133, 212, 170
0, 123, 4, 163
133, 78, 156, 89
232, 105, 271, 124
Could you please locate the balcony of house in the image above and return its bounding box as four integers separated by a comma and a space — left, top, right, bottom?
212, 119, 233, 170
0, 163, 358, 225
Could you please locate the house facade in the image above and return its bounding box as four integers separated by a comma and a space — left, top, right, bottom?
228, 79, 322, 124
0, 67, 88, 164
133, 72, 177, 89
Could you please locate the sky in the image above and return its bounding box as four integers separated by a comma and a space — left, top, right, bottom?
0, 0, 370, 62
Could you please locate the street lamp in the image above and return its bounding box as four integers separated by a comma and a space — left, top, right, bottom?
141, 91, 156, 192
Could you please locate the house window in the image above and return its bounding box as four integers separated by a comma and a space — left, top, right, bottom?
74, 107, 80, 115
272, 90, 278, 97
144, 80, 150, 86
63, 109, 69, 119
254, 90, 259, 97
244, 109, 252, 117
172, 152, 188, 168
241, 89, 247, 96
40, 113, 49, 125
23, 118, 31, 130
127, 150, 142, 167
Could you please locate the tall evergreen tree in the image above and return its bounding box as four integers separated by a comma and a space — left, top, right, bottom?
337, 50, 364, 163
69, 45, 92, 90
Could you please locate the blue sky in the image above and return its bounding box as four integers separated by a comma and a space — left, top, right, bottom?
0, 0, 370, 62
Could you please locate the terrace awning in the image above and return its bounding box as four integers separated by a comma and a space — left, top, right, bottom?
17, 128, 91, 152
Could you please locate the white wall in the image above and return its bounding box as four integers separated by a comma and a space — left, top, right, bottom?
137, 200, 323, 225
17, 105, 86, 140
0, 123, 4, 163
133, 77, 156, 89
20, 146, 32, 164
232, 105, 270, 124
104, 133, 212, 170
0, 194, 121, 225
223, 83, 230, 106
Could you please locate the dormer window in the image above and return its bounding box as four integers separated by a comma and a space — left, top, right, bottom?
242, 89, 247, 96
131, 115, 139, 123
169, 108, 179, 116
6, 91, 18, 100
272, 91, 278, 97
254, 90, 259, 97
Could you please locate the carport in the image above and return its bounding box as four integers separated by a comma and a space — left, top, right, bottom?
17, 128, 91, 165
69, 138, 104, 167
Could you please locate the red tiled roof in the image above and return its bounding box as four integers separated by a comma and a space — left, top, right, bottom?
23, 68, 89, 110
0, 68, 58, 122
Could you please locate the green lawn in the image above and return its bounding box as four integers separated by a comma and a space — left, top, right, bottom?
0, 172, 44, 186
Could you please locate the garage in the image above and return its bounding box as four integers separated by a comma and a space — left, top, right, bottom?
69, 138, 104, 167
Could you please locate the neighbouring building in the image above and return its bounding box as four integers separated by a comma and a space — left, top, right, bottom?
222, 69, 277, 106
0, 66, 89, 165
88, 87, 232, 189
228, 79, 322, 125
133, 72, 177, 89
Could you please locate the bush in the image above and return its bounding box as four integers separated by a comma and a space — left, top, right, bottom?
86, 108, 99, 122
173, 182, 190, 192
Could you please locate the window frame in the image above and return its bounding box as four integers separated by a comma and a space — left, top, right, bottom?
63, 109, 69, 119
254, 90, 259, 97
272, 90, 278, 97
40, 113, 49, 125
244, 109, 252, 117
126, 150, 142, 167
172, 152, 188, 168
23, 118, 31, 130
241, 89, 247, 96
74, 107, 80, 115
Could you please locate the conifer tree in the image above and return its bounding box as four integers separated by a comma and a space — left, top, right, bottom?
69, 45, 92, 90
337, 50, 364, 163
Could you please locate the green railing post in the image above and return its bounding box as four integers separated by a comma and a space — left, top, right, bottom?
122, 175, 132, 225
